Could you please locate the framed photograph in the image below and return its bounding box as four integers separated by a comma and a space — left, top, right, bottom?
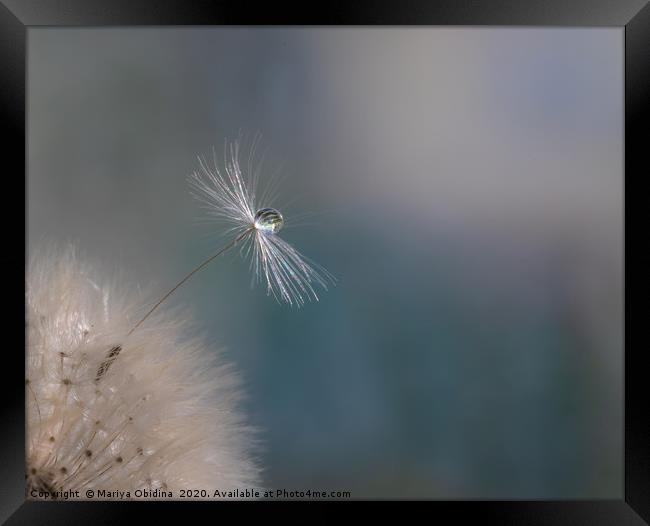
3, 0, 648, 522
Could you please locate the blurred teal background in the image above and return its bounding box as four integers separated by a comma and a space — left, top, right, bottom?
28, 28, 623, 498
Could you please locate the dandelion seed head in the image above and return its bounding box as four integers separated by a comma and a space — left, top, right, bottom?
188, 138, 335, 307
26, 246, 260, 499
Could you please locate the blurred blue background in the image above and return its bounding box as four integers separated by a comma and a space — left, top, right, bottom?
28, 28, 623, 498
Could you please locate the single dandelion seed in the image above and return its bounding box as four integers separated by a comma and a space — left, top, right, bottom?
187, 139, 336, 308
127, 138, 335, 336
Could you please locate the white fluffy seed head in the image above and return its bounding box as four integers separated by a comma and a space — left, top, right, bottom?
26, 246, 260, 500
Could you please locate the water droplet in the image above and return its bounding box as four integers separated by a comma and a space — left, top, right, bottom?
254, 208, 284, 234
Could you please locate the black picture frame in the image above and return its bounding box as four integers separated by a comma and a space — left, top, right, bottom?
3, 0, 648, 523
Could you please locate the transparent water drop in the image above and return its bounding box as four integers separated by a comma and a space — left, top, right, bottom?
254, 208, 284, 234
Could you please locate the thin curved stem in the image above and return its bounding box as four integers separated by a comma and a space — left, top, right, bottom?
127, 228, 253, 336
94, 228, 254, 382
